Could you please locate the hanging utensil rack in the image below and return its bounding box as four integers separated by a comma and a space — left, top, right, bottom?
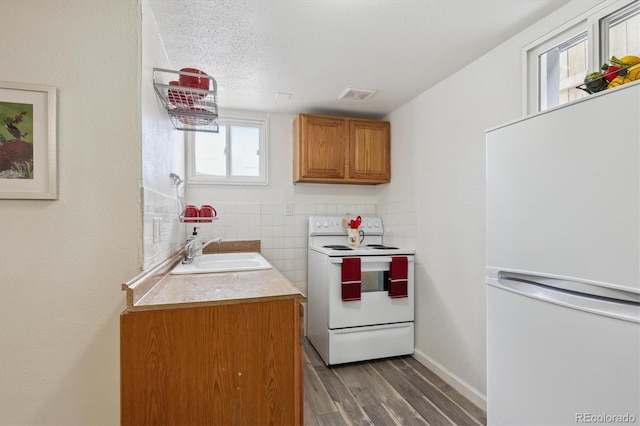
153, 67, 219, 133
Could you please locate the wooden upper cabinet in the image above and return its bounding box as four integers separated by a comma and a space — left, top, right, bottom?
293, 113, 390, 184
294, 114, 347, 180
349, 119, 390, 182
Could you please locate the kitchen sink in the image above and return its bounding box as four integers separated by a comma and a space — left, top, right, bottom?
170, 252, 272, 275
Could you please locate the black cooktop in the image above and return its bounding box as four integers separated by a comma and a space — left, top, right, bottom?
365, 244, 399, 250
322, 244, 399, 250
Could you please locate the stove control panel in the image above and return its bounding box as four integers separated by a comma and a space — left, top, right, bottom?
309, 216, 383, 236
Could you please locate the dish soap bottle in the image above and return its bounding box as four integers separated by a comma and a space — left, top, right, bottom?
188, 227, 199, 240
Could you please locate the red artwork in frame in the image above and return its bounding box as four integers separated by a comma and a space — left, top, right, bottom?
0, 103, 34, 178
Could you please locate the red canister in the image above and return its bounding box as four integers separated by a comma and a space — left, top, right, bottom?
199, 205, 217, 222
183, 205, 199, 222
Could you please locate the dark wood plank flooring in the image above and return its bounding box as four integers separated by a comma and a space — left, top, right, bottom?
303, 339, 487, 426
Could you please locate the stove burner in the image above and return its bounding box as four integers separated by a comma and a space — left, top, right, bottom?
365, 244, 399, 250
323, 245, 353, 250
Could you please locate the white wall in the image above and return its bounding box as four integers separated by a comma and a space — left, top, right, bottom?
141, 0, 186, 269
379, 0, 604, 408
0, 1, 140, 424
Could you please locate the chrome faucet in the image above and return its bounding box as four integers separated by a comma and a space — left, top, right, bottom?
182, 237, 223, 264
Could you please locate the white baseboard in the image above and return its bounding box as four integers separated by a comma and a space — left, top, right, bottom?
412, 348, 487, 411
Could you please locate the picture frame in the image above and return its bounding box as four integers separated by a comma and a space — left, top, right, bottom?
0, 82, 57, 199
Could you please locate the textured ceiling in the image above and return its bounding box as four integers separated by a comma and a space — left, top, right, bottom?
148, 0, 570, 119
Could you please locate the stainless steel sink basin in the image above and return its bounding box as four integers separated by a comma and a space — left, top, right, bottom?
170, 252, 272, 275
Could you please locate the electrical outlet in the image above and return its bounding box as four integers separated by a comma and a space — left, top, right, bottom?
284, 203, 294, 216
153, 218, 161, 243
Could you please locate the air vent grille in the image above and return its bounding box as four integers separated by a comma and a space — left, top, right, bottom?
338, 87, 377, 102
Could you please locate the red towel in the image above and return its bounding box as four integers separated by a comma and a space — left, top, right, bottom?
389, 256, 408, 298
341, 257, 361, 301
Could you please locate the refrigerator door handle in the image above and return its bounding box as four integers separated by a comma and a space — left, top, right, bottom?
499, 271, 640, 303
488, 276, 640, 324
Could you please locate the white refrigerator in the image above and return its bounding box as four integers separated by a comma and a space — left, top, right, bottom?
486, 81, 640, 426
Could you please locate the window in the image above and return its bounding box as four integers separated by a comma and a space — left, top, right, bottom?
525, 0, 639, 114
186, 115, 268, 185
600, 1, 640, 60
538, 31, 589, 111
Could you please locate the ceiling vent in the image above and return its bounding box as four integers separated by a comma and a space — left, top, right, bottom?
338, 87, 377, 102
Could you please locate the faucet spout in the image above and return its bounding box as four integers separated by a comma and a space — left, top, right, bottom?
182, 237, 223, 264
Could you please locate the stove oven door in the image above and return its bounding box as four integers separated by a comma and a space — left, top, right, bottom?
328, 256, 414, 329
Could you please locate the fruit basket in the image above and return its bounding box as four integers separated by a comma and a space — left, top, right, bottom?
153, 67, 219, 133
576, 55, 640, 94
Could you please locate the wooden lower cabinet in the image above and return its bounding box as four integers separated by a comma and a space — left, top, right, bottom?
121, 298, 303, 425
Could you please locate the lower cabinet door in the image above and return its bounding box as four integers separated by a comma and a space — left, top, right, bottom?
121, 299, 303, 425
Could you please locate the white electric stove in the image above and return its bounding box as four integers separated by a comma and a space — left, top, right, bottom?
307, 216, 415, 365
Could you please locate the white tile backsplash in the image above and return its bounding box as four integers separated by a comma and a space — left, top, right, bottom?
142, 197, 411, 296
377, 199, 418, 258
142, 186, 185, 271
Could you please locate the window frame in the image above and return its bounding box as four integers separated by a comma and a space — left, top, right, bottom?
537, 29, 590, 111
185, 112, 269, 186
522, 0, 638, 115
600, 1, 640, 62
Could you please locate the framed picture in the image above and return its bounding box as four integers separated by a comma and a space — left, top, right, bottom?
0, 82, 57, 199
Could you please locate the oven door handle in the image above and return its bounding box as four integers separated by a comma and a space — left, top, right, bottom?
329, 257, 414, 264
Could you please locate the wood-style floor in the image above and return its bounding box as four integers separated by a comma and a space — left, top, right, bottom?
303, 339, 487, 426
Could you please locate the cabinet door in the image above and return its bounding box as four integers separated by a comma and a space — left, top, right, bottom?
295, 115, 348, 181
121, 300, 301, 425
349, 120, 390, 182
